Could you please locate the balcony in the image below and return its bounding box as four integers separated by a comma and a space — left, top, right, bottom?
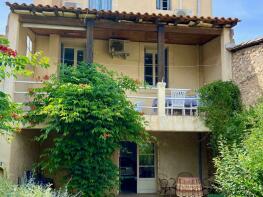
13, 80, 209, 132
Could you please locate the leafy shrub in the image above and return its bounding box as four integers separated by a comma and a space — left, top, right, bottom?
26, 63, 150, 196
0, 177, 78, 197
214, 101, 263, 196
198, 80, 244, 154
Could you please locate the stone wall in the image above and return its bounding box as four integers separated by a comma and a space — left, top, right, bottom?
232, 44, 263, 106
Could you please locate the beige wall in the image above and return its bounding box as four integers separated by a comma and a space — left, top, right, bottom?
34, 0, 212, 16
153, 132, 208, 180
60, 38, 202, 90
232, 45, 263, 106
8, 130, 41, 182
200, 37, 221, 85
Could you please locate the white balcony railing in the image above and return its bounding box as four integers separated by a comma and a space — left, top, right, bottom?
13, 81, 199, 116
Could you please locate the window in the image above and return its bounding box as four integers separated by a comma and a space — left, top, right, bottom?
139, 144, 155, 178
156, 0, 171, 10
62, 47, 85, 66
26, 36, 33, 57
144, 49, 168, 87
89, 0, 112, 10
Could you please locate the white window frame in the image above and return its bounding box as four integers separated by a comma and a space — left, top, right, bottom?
26, 36, 33, 57
62, 47, 86, 66
144, 49, 169, 87
138, 144, 156, 179
157, 0, 171, 10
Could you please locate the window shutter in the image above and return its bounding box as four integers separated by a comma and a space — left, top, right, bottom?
156, 0, 161, 9
89, 0, 100, 10
102, 0, 112, 10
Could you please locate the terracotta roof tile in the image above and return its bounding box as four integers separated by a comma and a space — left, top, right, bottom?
228, 36, 263, 52
6, 2, 240, 28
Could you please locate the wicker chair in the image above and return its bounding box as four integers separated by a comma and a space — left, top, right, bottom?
159, 178, 170, 196
177, 172, 193, 178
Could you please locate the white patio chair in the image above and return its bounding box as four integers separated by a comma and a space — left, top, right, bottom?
170, 89, 187, 116
134, 101, 144, 113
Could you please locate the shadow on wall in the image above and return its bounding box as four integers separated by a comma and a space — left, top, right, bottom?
232, 45, 263, 106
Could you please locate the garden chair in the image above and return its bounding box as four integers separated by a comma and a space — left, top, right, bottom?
177, 172, 193, 178
134, 101, 144, 112
159, 178, 170, 196
170, 89, 187, 116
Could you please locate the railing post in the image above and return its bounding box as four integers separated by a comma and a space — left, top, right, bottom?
157, 82, 166, 116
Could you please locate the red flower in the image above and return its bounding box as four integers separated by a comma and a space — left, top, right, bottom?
11, 113, 20, 120
0, 45, 17, 57
103, 133, 111, 139
43, 75, 50, 80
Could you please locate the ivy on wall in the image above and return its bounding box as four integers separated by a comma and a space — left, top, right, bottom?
26, 63, 151, 196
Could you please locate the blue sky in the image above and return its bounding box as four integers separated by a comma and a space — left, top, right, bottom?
1, 0, 263, 44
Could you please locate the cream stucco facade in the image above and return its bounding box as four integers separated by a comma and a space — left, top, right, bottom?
34, 0, 212, 17
1, 0, 236, 194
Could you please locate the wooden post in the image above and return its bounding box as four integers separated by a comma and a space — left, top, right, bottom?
86, 19, 95, 64
157, 24, 165, 82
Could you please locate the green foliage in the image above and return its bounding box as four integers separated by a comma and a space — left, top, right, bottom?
0, 37, 49, 80
0, 176, 79, 197
27, 63, 150, 196
0, 92, 23, 138
198, 80, 243, 154
0, 37, 49, 136
213, 98, 263, 196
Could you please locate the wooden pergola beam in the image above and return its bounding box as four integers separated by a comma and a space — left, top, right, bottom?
86, 19, 95, 64
19, 15, 222, 36
157, 24, 165, 83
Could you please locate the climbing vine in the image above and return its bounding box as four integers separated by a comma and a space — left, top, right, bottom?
198, 80, 244, 154
0, 37, 49, 136
26, 63, 150, 196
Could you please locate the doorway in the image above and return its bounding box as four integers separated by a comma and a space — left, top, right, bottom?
119, 142, 137, 193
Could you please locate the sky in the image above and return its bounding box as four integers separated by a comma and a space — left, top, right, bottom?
1, 0, 263, 44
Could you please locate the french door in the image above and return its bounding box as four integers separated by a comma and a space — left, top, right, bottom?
144, 49, 168, 87
137, 144, 157, 193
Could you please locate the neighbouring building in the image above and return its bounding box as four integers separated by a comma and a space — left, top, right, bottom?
229, 37, 263, 106
0, 0, 239, 194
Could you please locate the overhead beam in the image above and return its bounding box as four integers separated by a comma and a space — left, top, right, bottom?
157, 24, 165, 82
19, 15, 222, 36
22, 23, 86, 31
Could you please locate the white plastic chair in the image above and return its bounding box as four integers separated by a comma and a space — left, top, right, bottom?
134, 101, 144, 113
170, 89, 187, 116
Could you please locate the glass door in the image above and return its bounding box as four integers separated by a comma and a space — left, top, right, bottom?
144, 49, 169, 87
137, 144, 157, 193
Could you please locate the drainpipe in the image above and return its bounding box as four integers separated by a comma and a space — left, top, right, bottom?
197, 0, 201, 16
179, 0, 183, 9
198, 133, 203, 181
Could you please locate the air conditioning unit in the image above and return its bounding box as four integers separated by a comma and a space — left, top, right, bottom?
109, 39, 129, 59
63, 2, 80, 8
175, 9, 192, 16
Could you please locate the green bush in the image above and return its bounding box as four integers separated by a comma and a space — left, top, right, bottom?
214, 102, 263, 197
26, 63, 150, 196
0, 177, 78, 197
198, 80, 243, 154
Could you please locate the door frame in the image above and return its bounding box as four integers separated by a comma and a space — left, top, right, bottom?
136, 144, 157, 194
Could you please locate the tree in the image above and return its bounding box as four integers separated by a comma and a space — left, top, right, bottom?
198, 80, 244, 154
0, 37, 49, 136
214, 102, 263, 196
26, 63, 150, 196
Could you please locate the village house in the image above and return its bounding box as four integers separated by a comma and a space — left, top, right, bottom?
229, 37, 263, 106
0, 0, 239, 195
